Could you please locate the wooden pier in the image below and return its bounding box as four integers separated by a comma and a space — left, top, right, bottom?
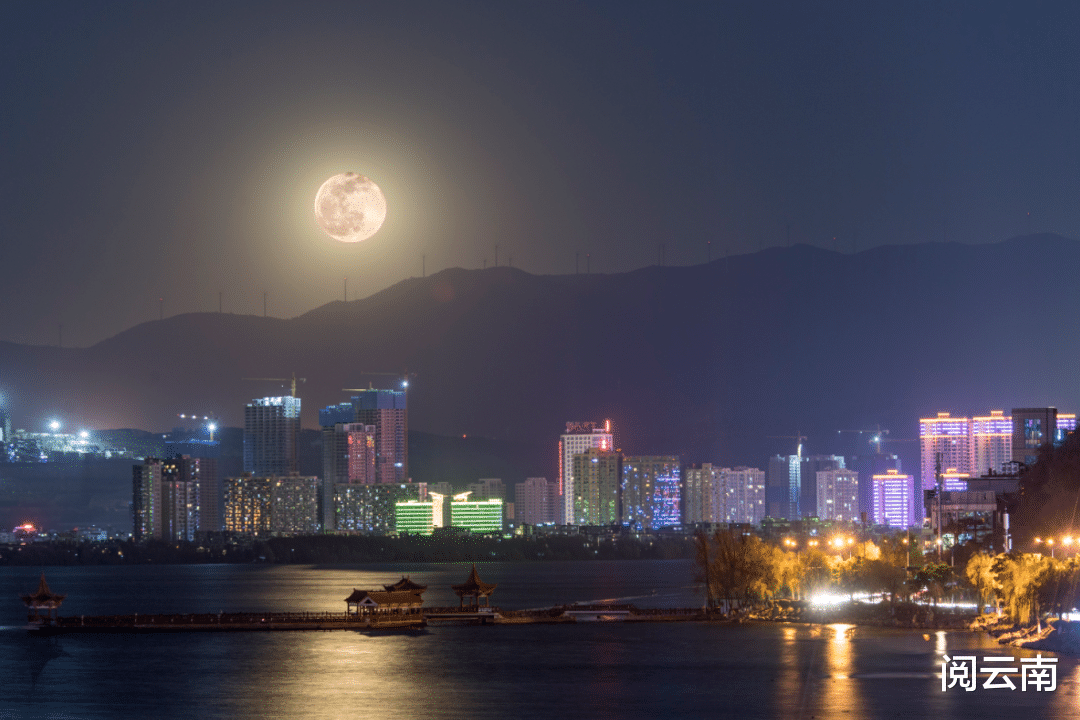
19, 570, 712, 635
30, 610, 426, 634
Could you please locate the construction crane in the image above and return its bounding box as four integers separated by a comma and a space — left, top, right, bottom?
343, 369, 416, 393
836, 426, 918, 454
767, 432, 808, 459
242, 372, 307, 397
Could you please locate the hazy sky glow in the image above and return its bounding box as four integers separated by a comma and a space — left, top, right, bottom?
3, 1, 1080, 346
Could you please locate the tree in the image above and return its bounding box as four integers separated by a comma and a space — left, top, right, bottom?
965, 553, 998, 611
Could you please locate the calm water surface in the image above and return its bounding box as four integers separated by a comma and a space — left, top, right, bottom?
1, 561, 1077, 720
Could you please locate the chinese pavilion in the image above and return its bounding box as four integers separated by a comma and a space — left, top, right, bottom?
451, 565, 497, 608
383, 576, 428, 592
20, 573, 66, 623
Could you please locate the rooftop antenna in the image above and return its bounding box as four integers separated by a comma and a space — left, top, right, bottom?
263, 292, 267, 318
422, 254, 426, 278
344, 277, 347, 303
586, 253, 590, 274
707, 240, 712, 263
159, 298, 163, 322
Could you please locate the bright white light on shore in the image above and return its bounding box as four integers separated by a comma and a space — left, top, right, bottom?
48, 420, 60, 432
79, 431, 89, 439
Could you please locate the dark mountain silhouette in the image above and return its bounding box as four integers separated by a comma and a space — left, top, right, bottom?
1, 234, 1077, 484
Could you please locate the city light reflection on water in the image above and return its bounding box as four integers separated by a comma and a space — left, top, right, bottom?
3, 565, 1080, 719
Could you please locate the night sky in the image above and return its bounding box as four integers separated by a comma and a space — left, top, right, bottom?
4, 1, 1080, 347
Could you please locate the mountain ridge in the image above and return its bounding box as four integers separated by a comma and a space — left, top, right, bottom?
1, 234, 1077, 478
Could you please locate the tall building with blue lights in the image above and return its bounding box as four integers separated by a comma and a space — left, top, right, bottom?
621, 455, 680, 530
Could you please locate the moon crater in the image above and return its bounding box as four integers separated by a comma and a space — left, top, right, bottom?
314, 172, 387, 242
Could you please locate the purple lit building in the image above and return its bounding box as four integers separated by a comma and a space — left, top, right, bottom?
871, 469, 916, 529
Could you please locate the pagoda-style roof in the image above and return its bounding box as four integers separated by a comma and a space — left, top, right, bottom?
344, 589, 424, 607
383, 576, 427, 592
451, 565, 497, 598
19, 573, 65, 609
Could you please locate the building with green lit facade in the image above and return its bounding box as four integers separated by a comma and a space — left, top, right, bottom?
450, 498, 503, 533
395, 500, 436, 535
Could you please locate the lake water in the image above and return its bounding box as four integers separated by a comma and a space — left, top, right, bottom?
1, 560, 1078, 719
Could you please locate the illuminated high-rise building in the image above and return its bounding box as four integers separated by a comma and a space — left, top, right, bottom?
515, 477, 559, 525
971, 410, 1012, 476
572, 448, 622, 526
719, 467, 766, 525
395, 499, 437, 535
320, 388, 407, 484
160, 456, 201, 542
323, 423, 376, 485
815, 468, 858, 522
766, 455, 800, 520
621, 455, 680, 530
871, 469, 916, 528
338, 482, 422, 533
559, 420, 613, 525
244, 396, 301, 476
132, 460, 162, 542
133, 456, 201, 542
683, 464, 716, 525
683, 464, 766, 526
165, 429, 220, 532
224, 474, 319, 536
320, 422, 376, 530
918, 412, 969, 523
919, 413, 970, 493
450, 492, 504, 533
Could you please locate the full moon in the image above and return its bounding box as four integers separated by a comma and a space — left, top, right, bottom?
314, 172, 388, 242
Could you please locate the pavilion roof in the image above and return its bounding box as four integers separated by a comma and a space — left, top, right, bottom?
19, 573, 66, 608
383, 576, 427, 592
344, 589, 424, 606
451, 565, 497, 597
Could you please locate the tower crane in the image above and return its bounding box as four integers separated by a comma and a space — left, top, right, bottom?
242, 372, 306, 397
342, 369, 416, 393
836, 426, 916, 454
767, 432, 808, 459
